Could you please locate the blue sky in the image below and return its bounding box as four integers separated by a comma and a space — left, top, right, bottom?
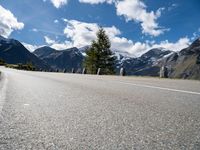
0, 0, 200, 56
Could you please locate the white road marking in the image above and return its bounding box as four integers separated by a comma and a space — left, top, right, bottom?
112, 81, 200, 96
0, 72, 8, 113
24, 104, 30, 106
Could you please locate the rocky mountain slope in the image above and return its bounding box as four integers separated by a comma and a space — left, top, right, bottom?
158, 38, 200, 79
117, 48, 172, 76
34, 46, 84, 72
0, 36, 49, 70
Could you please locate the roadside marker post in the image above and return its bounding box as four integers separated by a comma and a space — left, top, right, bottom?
97, 68, 101, 75
82, 68, 86, 74
120, 68, 126, 76
71, 68, 75, 73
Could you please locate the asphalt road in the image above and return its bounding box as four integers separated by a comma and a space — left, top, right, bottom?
0, 67, 200, 149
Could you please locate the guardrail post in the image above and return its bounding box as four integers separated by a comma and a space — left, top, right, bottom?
63, 69, 67, 73
120, 68, 126, 76
97, 68, 101, 75
160, 66, 168, 78
82, 68, 86, 74
71, 68, 75, 73
76, 68, 82, 74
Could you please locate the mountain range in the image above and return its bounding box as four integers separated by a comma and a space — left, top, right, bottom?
0, 36, 49, 70
0, 35, 200, 79
33, 46, 84, 72
116, 48, 172, 76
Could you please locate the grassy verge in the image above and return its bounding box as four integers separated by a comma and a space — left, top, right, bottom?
0, 59, 6, 66
5, 63, 36, 71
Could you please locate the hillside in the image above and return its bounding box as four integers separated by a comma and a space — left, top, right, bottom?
118, 48, 172, 76
0, 36, 50, 70
159, 38, 200, 79
34, 47, 84, 72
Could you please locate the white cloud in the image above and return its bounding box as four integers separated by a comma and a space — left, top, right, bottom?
79, 0, 167, 37
63, 19, 124, 49
50, 0, 68, 8
32, 28, 64, 36
151, 37, 190, 52
54, 19, 59, 23
114, 37, 190, 56
22, 43, 40, 52
62, 19, 147, 56
124, 37, 190, 56
191, 28, 200, 41
32, 28, 38, 32
23, 35, 190, 56
191, 32, 198, 41
115, 0, 167, 36
44, 36, 56, 44
79, 0, 114, 4
50, 41, 73, 50
44, 35, 72, 50
112, 37, 149, 56
168, 3, 178, 11
62, 19, 190, 57
0, 5, 24, 37
64, 19, 99, 47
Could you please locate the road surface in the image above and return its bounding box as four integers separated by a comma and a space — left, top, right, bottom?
0, 67, 200, 149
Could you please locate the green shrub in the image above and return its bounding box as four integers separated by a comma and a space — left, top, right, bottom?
0, 59, 6, 66
5, 63, 36, 71
17, 63, 36, 71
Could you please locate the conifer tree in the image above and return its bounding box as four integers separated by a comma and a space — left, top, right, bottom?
84, 27, 116, 74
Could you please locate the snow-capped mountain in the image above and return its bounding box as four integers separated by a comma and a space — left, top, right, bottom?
116, 48, 172, 76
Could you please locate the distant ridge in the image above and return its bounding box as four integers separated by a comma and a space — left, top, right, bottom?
33, 46, 84, 72
0, 36, 50, 70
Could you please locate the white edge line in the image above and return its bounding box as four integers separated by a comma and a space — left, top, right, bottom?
113, 81, 200, 96
0, 72, 8, 113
